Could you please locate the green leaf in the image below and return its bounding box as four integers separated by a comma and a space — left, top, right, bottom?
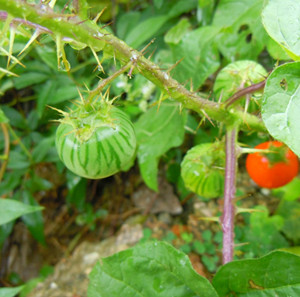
24, 172, 52, 193
0, 171, 23, 196
197, 0, 216, 26
262, 0, 300, 60
0, 198, 43, 225
266, 37, 291, 61
66, 174, 87, 211
273, 178, 300, 201
50, 81, 79, 104
169, 26, 220, 89
21, 190, 45, 245
135, 102, 186, 191
181, 142, 225, 198
32, 135, 55, 163
0, 108, 9, 123
36, 45, 58, 71
167, 0, 198, 18
276, 200, 300, 244
0, 286, 24, 297
37, 79, 58, 116
164, 18, 191, 45
88, 241, 218, 297
116, 11, 141, 40
125, 15, 169, 49
0, 221, 14, 245
239, 206, 289, 257
213, 0, 268, 61
1, 106, 27, 129
13, 72, 49, 89
7, 151, 31, 170
261, 62, 300, 157
153, 0, 163, 9
212, 251, 300, 297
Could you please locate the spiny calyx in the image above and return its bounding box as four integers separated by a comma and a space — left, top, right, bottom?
57, 99, 116, 142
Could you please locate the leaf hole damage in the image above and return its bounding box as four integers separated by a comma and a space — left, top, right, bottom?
246, 33, 252, 43
280, 78, 288, 91
238, 24, 249, 33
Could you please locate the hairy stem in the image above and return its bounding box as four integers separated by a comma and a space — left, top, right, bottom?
222, 127, 238, 264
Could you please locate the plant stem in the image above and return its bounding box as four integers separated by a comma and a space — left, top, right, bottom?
87, 62, 132, 102
222, 126, 238, 264
0, 0, 266, 133
8, 125, 32, 161
225, 79, 267, 108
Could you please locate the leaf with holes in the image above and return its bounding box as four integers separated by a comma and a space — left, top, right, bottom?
212, 251, 300, 297
212, 0, 268, 61
262, 62, 300, 157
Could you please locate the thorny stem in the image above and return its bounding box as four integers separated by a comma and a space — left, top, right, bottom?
222, 126, 238, 264
87, 62, 132, 103
0, 0, 266, 133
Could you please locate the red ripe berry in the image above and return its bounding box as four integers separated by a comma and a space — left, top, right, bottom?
246, 141, 299, 189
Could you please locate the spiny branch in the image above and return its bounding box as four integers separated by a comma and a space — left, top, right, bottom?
0, 0, 267, 133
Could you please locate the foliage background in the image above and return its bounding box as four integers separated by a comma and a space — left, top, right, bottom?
1, 0, 300, 296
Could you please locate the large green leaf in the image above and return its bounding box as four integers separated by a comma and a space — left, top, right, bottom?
88, 241, 218, 297
0, 198, 43, 225
168, 26, 220, 89
212, 0, 268, 61
262, 0, 300, 60
135, 102, 186, 191
212, 251, 300, 297
261, 62, 300, 157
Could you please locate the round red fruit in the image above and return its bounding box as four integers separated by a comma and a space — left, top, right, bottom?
246, 141, 299, 189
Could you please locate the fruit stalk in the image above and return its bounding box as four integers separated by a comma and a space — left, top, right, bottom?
222, 127, 238, 264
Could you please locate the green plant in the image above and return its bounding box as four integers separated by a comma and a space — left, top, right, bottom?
246, 141, 299, 189
1, 0, 300, 296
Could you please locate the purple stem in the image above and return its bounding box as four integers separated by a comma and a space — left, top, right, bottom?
0, 10, 52, 33
222, 127, 237, 264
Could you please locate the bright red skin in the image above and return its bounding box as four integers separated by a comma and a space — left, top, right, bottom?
246, 141, 299, 189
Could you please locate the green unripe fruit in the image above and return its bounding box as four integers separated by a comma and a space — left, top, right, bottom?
55, 100, 136, 179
